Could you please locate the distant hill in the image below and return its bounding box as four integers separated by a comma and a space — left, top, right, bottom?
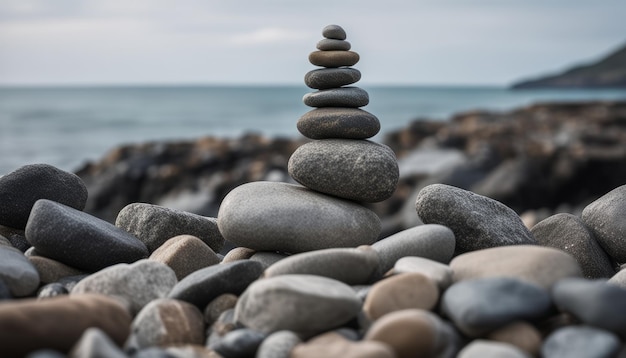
511, 42, 626, 89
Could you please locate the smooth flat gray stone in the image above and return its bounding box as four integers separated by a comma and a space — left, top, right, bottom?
458, 340, 530, 358
317, 39, 351, 51
303, 87, 369, 108
582, 184, 626, 262
542, 326, 620, 358
304, 68, 361, 89
309, 51, 359, 68
297, 107, 379, 139
256, 330, 301, 358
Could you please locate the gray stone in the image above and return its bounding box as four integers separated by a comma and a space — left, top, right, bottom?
209, 328, 266, 358
415, 184, 537, 255
316, 38, 351, 51
458, 340, 530, 358
26, 350, 66, 358
250, 251, 288, 269
288, 140, 398, 203
116, 203, 224, 253
71, 260, 177, 315
303, 87, 369, 108
37, 283, 68, 299
132, 347, 174, 358
297, 107, 379, 139
126, 298, 204, 351
168, 260, 263, 310
582, 184, 626, 262
0, 279, 11, 300
149, 235, 220, 280
264, 246, 379, 285
26, 199, 149, 271
372, 224, 455, 276
204, 294, 238, 326
222, 247, 255, 263
0, 245, 40, 297
304, 68, 360, 90
322, 24, 347, 40
531, 213, 615, 278
393, 256, 453, 290
28, 256, 86, 284
309, 51, 359, 68
0, 226, 30, 252
256, 330, 301, 358
234, 274, 361, 336
217, 181, 381, 253
442, 277, 552, 337
552, 278, 626, 336
69, 327, 127, 358
608, 268, 626, 289
542, 326, 621, 358
0, 164, 87, 229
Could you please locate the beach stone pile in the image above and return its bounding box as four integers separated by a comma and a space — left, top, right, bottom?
0, 25, 625, 358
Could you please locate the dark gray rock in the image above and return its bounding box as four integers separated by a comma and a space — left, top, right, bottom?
372, 224, 455, 276
0, 245, 40, 297
542, 326, 621, 358
552, 278, 626, 336
37, 283, 68, 299
26, 199, 149, 271
458, 340, 530, 358
303, 87, 369, 108
309, 51, 359, 68
209, 328, 266, 358
256, 330, 301, 358
304, 68, 361, 89
322, 24, 347, 40
297, 107, 379, 139
70, 327, 127, 358
531, 213, 615, 278
316, 39, 351, 51
415, 184, 537, 255
168, 260, 263, 310
288, 140, 398, 203
0, 226, 30, 252
442, 277, 552, 337
217, 182, 381, 253
0, 164, 88, 229
115, 203, 224, 253
0, 279, 11, 300
582, 184, 626, 262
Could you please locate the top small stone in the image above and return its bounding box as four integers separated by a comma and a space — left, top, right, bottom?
322, 24, 346, 40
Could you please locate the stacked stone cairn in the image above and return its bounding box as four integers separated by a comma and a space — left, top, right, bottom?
0, 24, 625, 358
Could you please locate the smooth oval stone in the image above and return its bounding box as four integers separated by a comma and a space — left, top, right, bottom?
303, 87, 369, 108
204, 293, 238, 326
582, 184, 626, 262
531, 213, 615, 278
316, 38, 351, 51
309, 51, 359, 68
26, 199, 149, 271
264, 246, 379, 285
71, 260, 177, 315
457, 340, 530, 358
393, 256, 453, 290
149, 235, 220, 280
0, 164, 88, 229
0, 245, 40, 297
28, 256, 86, 284
442, 277, 552, 337
222, 247, 256, 263
297, 107, 380, 139
542, 326, 621, 358
372, 224, 455, 276
70, 327, 127, 358
234, 274, 361, 336
217, 182, 381, 253
552, 278, 626, 336
288, 140, 398, 203
116, 203, 224, 253
127, 298, 204, 351
415, 184, 537, 255
256, 330, 302, 358
168, 260, 263, 310
304, 68, 361, 89
0, 294, 131, 357
364, 273, 439, 321
292, 332, 395, 358
210, 328, 266, 358
450, 245, 582, 289
486, 321, 542, 357
322, 24, 347, 40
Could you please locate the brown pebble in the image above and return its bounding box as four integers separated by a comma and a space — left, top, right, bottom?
150, 235, 221, 280
291, 332, 395, 358
487, 321, 542, 356
222, 247, 256, 263
28, 255, 87, 284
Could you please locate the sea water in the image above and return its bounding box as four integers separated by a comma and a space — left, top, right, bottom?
1, 85, 625, 175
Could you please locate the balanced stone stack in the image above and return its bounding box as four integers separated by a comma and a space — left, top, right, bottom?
217, 25, 399, 254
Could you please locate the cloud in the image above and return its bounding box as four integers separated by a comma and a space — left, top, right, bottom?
229, 27, 309, 46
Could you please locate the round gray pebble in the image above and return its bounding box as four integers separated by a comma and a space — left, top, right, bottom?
256, 330, 301, 358
542, 326, 621, 358
322, 24, 347, 40
303, 87, 369, 108
304, 68, 361, 90
209, 328, 266, 358
0, 245, 40, 297
458, 340, 530, 358
316, 38, 351, 51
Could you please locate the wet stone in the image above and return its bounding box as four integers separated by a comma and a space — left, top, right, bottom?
303, 87, 369, 108
297, 107, 379, 139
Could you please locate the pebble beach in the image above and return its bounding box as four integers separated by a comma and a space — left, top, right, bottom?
1, 25, 626, 358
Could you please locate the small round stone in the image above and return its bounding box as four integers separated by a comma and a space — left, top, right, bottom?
70, 327, 127, 358
256, 330, 302, 358
303, 87, 369, 108
457, 340, 530, 358
317, 38, 351, 51
209, 328, 266, 358
0, 245, 40, 297
486, 321, 542, 356
309, 51, 359, 68
297, 107, 379, 139
304, 68, 361, 89
292, 332, 394, 358
322, 24, 347, 40
204, 294, 239, 326
37, 283, 68, 299
149, 235, 221, 280
393, 256, 453, 290
542, 326, 621, 358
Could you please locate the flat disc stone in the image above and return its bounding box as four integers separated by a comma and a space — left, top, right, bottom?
288, 139, 399, 202
303, 87, 369, 108
322, 24, 347, 40
217, 181, 381, 253
309, 51, 359, 68
305, 68, 361, 89
317, 39, 351, 51
297, 108, 380, 139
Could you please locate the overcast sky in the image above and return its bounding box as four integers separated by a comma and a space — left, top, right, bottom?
1, 0, 625, 86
